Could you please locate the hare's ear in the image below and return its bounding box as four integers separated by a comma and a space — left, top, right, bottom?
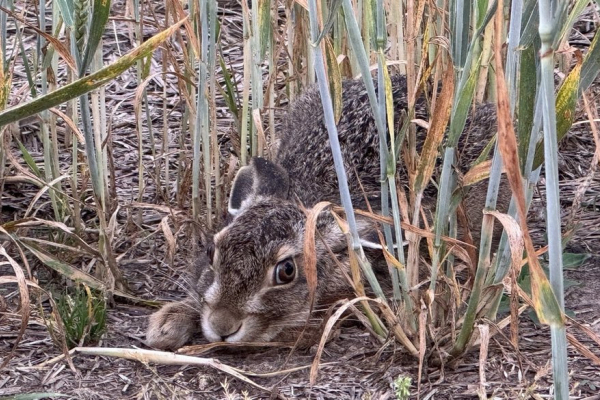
228, 165, 255, 215
228, 157, 290, 216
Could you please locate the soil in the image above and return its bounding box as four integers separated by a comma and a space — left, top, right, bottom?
1, 1, 599, 399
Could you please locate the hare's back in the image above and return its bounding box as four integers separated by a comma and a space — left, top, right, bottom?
275, 76, 410, 208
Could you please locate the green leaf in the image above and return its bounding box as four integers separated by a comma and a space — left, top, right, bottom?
474, 0, 498, 34
448, 56, 481, 146
0, 17, 188, 127
472, 134, 497, 166
324, 38, 342, 124
450, 0, 471, 68
381, 58, 395, 161
532, 60, 581, 169
257, 0, 272, 59
579, 28, 600, 94
475, 0, 490, 27
562, 252, 590, 269
219, 56, 239, 122
81, 0, 112, 74
17, 31, 37, 98
534, 279, 565, 327
15, 139, 42, 178
518, 0, 539, 49
517, 44, 537, 172
141, 54, 151, 80
557, 0, 589, 47
315, 0, 342, 45
55, 0, 75, 28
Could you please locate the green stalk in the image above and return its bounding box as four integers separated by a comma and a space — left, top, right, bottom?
239, 0, 251, 164
537, 0, 569, 397
452, 144, 503, 356
39, 0, 61, 221
450, 0, 471, 69
375, 0, 400, 300
91, 48, 108, 213
375, 0, 408, 311
192, 0, 209, 221
250, 0, 263, 157
505, 0, 523, 112
208, 0, 219, 222
429, 148, 455, 292
0, 0, 11, 218
50, 3, 64, 204
161, 23, 169, 204
133, 0, 146, 216
308, 0, 384, 299
340, 0, 413, 312
446, 0, 498, 357
0, 0, 8, 63
192, 0, 214, 227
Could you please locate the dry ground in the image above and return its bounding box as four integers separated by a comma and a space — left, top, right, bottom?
1, 2, 600, 399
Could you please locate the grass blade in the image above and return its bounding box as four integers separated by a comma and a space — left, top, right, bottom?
0, 17, 188, 127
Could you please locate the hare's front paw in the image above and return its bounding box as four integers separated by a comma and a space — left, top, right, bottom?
146, 300, 200, 350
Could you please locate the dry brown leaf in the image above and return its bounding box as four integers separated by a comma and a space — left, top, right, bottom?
0, 5, 77, 72
462, 160, 493, 187
0, 248, 29, 371
484, 211, 524, 276
49, 108, 86, 143
493, 3, 562, 326
477, 323, 490, 394
417, 298, 427, 395
567, 333, 600, 366
414, 65, 454, 194
160, 216, 176, 266
303, 202, 332, 307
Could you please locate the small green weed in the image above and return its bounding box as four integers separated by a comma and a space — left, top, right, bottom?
52, 285, 107, 348
392, 375, 411, 400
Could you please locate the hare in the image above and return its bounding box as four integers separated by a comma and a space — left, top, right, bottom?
146, 75, 499, 350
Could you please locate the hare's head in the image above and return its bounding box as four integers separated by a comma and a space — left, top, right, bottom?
200, 158, 380, 343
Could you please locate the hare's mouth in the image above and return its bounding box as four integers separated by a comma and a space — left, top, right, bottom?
201, 310, 282, 343
219, 319, 277, 343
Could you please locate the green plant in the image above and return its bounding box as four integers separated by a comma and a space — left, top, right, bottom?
499, 251, 589, 317
52, 285, 107, 349
392, 375, 411, 400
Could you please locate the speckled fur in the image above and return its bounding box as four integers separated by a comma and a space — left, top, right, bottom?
277, 76, 497, 207
146, 76, 501, 350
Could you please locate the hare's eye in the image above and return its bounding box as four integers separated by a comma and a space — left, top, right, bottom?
206, 242, 215, 264
274, 258, 296, 285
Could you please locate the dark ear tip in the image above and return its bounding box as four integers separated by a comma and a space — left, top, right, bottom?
252, 157, 290, 189
250, 157, 270, 168
251, 157, 290, 199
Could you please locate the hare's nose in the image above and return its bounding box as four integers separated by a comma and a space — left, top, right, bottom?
220, 324, 242, 341
208, 309, 242, 341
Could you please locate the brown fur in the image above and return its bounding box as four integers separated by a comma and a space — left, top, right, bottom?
146, 76, 502, 349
